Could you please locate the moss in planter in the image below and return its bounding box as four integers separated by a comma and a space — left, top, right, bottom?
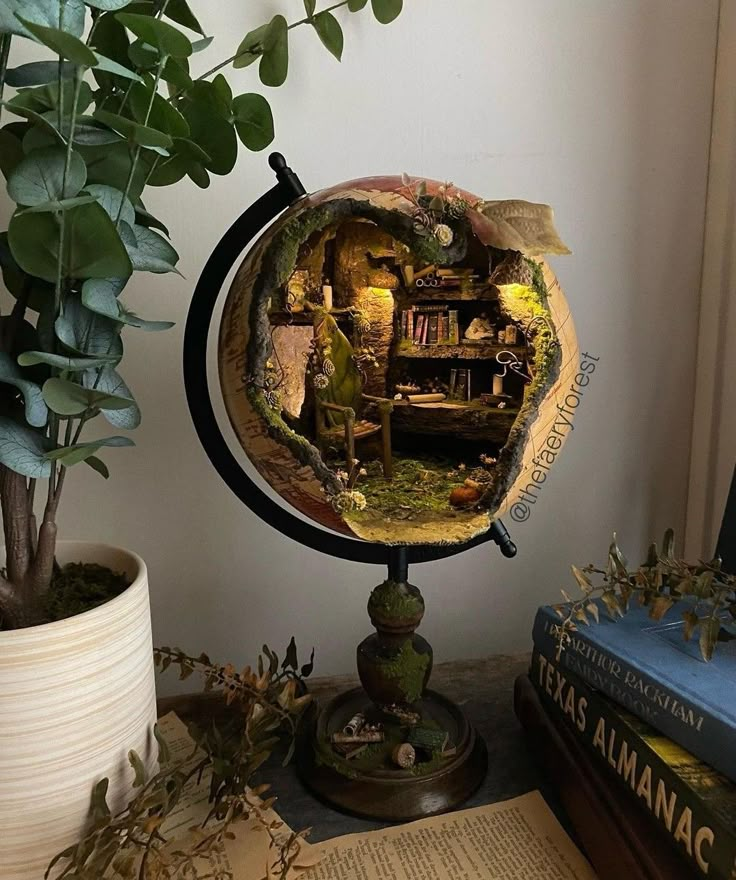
41, 562, 130, 624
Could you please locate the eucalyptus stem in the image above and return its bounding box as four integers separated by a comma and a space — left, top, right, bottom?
191, 0, 351, 85
0, 33, 11, 125
116, 56, 167, 227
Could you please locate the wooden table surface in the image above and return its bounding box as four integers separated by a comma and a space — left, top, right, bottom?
158, 654, 564, 843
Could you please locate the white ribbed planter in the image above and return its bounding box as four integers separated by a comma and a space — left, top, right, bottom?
0, 542, 158, 880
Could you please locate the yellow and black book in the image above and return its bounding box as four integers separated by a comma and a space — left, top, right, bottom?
531, 649, 736, 880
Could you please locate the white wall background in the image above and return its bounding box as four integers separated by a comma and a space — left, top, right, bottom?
3, 0, 719, 694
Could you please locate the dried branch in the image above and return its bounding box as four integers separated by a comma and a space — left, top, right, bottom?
49, 640, 314, 880
554, 530, 736, 662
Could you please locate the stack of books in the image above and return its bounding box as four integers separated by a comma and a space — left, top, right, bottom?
400, 305, 460, 345
515, 603, 736, 880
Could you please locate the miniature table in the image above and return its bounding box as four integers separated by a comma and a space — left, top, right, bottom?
157, 653, 564, 842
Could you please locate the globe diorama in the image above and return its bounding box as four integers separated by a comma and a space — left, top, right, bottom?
219, 175, 578, 546
206, 167, 580, 819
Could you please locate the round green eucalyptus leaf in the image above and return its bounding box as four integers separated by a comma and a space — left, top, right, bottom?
127, 38, 159, 70
14, 80, 94, 115
84, 364, 141, 429
0, 0, 85, 39
85, 0, 132, 9
18, 351, 116, 370
191, 36, 213, 53
348, 0, 368, 8
46, 435, 134, 467
19, 195, 97, 214
81, 277, 127, 319
304, 0, 316, 16
17, 17, 98, 66
94, 108, 173, 149
161, 56, 192, 91
7, 147, 87, 207
312, 12, 343, 61
145, 153, 187, 186
6, 61, 75, 87
85, 183, 136, 227
233, 23, 268, 69
93, 52, 144, 82
115, 12, 193, 58
259, 15, 288, 87
134, 205, 169, 236
55, 296, 123, 359
0, 416, 52, 479
181, 100, 237, 175
81, 142, 150, 202
371, 0, 403, 24
0, 353, 48, 427
8, 201, 132, 282
171, 137, 211, 164
232, 93, 274, 152
121, 222, 180, 273
42, 376, 134, 416
0, 128, 24, 177
163, 0, 204, 36
186, 162, 209, 189
51, 113, 125, 146
128, 82, 189, 137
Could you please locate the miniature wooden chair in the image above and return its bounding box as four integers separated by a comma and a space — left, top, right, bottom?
316, 394, 393, 479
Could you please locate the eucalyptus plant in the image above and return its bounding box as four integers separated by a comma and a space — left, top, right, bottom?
0, 0, 403, 629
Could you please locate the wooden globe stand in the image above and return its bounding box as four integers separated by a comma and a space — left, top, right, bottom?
297, 548, 488, 821
183, 154, 521, 823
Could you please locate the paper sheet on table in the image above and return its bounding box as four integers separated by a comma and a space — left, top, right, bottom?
305, 791, 597, 880
156, 712, 319, 880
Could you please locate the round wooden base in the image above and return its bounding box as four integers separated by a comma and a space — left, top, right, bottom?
297, 687, 488, 822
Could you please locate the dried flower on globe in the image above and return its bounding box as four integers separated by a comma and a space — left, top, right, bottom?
332, 490, 368, 513
433, 224, 454, 247
313, 373, 330, 390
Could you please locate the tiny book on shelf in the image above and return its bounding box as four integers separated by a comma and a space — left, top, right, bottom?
530, 650, 736, 880
448, 310, 460, 344
427, 315, 439, 345
532, 603, 736, 782
414, 314, 425, 344
406, 309, 414, 342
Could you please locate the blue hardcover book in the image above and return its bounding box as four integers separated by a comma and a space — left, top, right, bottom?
532, 603, 736, 781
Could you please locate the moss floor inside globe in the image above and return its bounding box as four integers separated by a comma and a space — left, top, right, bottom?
342, 453, 492, 545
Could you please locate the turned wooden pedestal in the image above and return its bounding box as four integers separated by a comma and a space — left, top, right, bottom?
296, 559, 487, 821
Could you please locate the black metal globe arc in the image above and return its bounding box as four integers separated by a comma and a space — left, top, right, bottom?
182, 153, 517, 568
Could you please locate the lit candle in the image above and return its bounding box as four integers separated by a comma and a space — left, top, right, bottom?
322, 282, 333, 311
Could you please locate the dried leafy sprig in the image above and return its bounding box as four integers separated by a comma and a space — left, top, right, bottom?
48, 641, 313, 880
554, 530, 736, 662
